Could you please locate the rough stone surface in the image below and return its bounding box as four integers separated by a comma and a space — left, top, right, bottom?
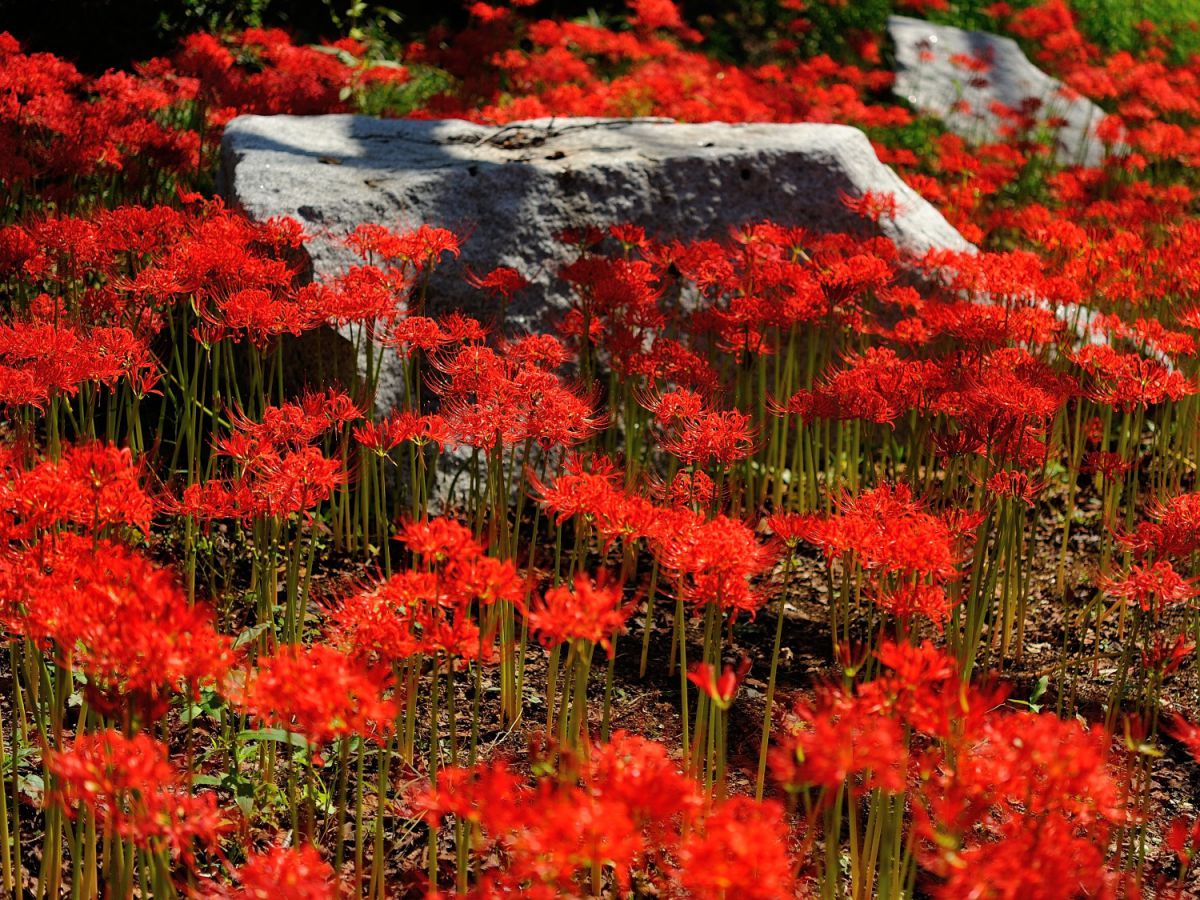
889, 15, 1110, 167
222, 114, 975, 414
222, 114, 969, 294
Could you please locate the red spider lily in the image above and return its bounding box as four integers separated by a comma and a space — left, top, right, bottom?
1073, 345, 1196, 410
194, 844, 337, 899
778, 347, 931, 426
1166, 715, 1200, 763
687, 657, 751, 708
661, 468, 718, 509
839, 189, 899, 223
47, 731, 230, 862
0, 316, 159, 409
1166, 815, 1200, 875
655, 512, 778, 617
184, 447, 345, 523
236, 644, 397, 749
354, 410, 451, 455
429, 342, 605, 451
0, 442, 154, 538
524, 572, 635, 654
185, 391, 358, 522
529, 454, 666, 548
413, 758, 644, 893
658, 407, 757, 468
345, 223, 461, 269
315, 264, 411, 327
1101, 560, 1197, 614
771, 685, 909, 796
1, 35, 200, 204
1081, 450, 1134, 480
927, 816, 1125, 900
872, 581, 956, 632
1119, 490, 1200, 559
331, 519, 522, 663
223, 390, 363, 450
172, 28, 360, 120
465, 266, 529, 300
412, 732, 704, 894
984, 469, 1045, 505
796, 482, 963, 582
916, 712, 1129, 899
673, 796, 795, 900
1140, 631, 1195, 677
7, 536, 231, 719
587, 730, 701, 828
866, 640, 1006, 739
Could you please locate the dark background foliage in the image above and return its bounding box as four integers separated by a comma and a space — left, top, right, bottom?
4, 0, 1199, 74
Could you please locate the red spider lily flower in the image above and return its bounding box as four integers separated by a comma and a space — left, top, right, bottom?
346, 223, 460, 269
1166, 715, 1200, 763
0, 316, 159, 410
524, 572, 635, 654
529, 454, 667, 548
465, 265, 529, 300
866, 640, 1005, 739
1166, 815, 1200, 872
1140, 631, 1194, 677
9, 536, 232, 719
662, 468, 717, 509
354, 410, 451, 455
1081, 450, 1134, 480
658, 407, 756, 468
764, 511, 817, 548
195, 844, 337, 899
0, 442, 154, 538
655, 512, 778, 617
225, 389, 363, 449
315, 264, 410, 326
796, 482, 964, 592
1119, 490, 1200, 559
411, 732, 704, 894
608, 223, 649, 249
917, 711, 1129, 899
188, 392, 358, 523
331, 520, 522, 663
839, 189, 899, 223
1073, 344, 1196, 410
386, 315, 449, 355
430, 342, 605, 452
777, 347, 931, 427
673, 796, 795, 900
627, 0, 702, 41
872, 581, 956, 632
984, 469, 1044, 505
1101, 560, 1197, 614
47, 731, 230, 863
587, 731, 701, 827
173, 28, 366, 120
398, 516, 481, 561
687, 657, 751, 709
770, 685, 908, 796
412, 758, 645, 893
236, 644, 397, 750
928, 816, 1124, 900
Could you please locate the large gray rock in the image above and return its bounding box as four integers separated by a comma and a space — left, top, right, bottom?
888, 15, 1111, 167
223, 116, 968, 287
222, 115, 973, 411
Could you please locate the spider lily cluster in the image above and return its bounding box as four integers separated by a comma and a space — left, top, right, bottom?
3, 0, 1200, 897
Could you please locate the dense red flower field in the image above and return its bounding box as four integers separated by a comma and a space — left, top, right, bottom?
3, 0, 1200, 896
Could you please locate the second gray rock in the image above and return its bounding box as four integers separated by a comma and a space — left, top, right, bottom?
889, 15, 1112, 167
